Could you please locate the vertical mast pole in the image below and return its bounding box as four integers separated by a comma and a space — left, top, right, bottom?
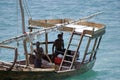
19, 0, 29, 66
19, 0, 25, 33
45, 30, 52, 63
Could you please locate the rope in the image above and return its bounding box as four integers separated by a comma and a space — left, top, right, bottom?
23, 0, 32, 19
16, 0, 19, 36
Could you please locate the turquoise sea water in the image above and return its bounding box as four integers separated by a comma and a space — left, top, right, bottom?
0, 0, 120, 80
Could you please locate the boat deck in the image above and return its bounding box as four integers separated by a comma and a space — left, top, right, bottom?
0, 60, 55, 71
0, 59, 84, 72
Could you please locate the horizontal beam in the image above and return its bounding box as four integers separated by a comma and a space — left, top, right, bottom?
32, 41, 54, 45
0, 44, 16, 49
29, 18, 72, 27
77, 21, 105, 29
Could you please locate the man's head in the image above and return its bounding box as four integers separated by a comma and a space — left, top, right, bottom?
58, 34, 62, 39
36, 41, 40, 47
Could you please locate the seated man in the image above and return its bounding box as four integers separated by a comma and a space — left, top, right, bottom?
52, 33, 64, 61
34, 41, 44, 68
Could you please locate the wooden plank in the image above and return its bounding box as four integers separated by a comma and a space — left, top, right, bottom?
57, 69, 75, 73
77, 21, 105, 28
83, 30, 93, 35
22, 68, 55, 72
29, 19, 55, 27
0, 45, 16, 49
58, 27, 74, 32
28, 19, 72, 27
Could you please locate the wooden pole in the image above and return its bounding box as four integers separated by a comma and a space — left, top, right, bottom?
19, 0, 29, 66
45, 31, 48, 54
93, 36, 102, 59
89, 38, 98, 61
0, 45, 18, 71
19, 0, 25, 33
82, 38, 91, 64
45, 31, 52, 63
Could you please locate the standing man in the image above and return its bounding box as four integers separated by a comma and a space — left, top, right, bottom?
52, 33, 64, 58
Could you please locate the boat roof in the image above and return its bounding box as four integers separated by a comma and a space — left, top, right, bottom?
0, 18, 105, 44
29, 19, 106, 38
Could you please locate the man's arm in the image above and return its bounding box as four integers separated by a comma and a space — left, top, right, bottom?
34, 49, 37, 54
62, 40, 64, 49
52, 43, 55, 54
40, 47, 44, 54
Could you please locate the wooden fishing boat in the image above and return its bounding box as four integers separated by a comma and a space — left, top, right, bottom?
0, 0, 106, 80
